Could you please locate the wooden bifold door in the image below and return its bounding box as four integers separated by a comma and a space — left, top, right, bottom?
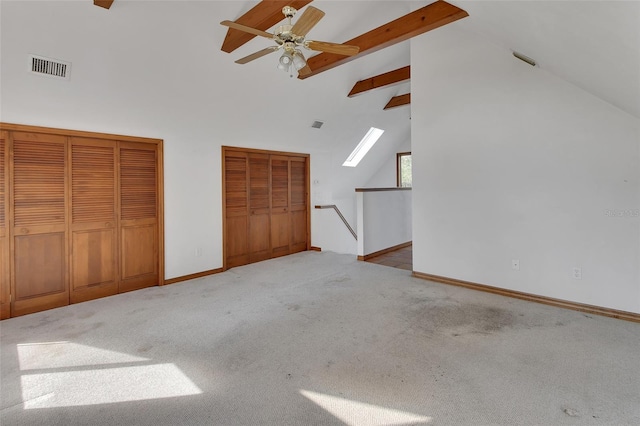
0, 132, 9, 319
223, 147, 310, 269
0, 124, 164, 319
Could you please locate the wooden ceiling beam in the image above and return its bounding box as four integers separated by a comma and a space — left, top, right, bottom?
348, 66, 411, 97
93, 0, 114, 9
299, 0, 468, 80
221, 0, 314, 53
384, 94, 411, 110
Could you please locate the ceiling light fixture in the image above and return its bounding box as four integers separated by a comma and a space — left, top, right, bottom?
278, 50, 294, 71
343, 127, 385, 167
278, 44, 307, 75
292, 50, 307, 71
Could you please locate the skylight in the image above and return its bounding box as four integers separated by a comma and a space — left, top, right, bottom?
342, 127, 384, 167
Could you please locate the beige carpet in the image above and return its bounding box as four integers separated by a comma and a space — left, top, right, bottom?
2, 251, 639, 425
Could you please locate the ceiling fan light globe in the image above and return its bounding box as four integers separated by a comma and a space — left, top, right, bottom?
278, 51, 293, 72
292, 50, 307, 71
277, 61, 290, 72
279, 51, 293, 65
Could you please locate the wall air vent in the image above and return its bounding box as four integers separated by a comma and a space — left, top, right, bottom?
512, 51, 536, 67
29, 54, 71, 80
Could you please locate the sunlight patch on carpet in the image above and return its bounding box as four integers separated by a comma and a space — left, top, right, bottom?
300, 389, 432, 425
17, 341, 149, 370
21, 363, 202, 408
17, 342, 201, 409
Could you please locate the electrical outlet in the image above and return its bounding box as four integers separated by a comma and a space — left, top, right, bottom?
573, 267, 582, 280
195, 248, 203, 257
512, 259, 520, 271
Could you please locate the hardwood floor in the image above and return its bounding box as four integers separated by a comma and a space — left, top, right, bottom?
364, 244, 412, 271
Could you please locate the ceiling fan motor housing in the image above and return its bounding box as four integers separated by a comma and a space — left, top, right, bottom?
276, 24, 294, 41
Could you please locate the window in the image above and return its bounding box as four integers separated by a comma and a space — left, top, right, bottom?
397, 152, 412, 187
342, 127, 385, 167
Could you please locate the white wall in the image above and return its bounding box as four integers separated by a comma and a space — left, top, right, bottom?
0, 1, 402, 275
365, 138, 411, 188
356, 190, 412, 257
411, 25, 640, 313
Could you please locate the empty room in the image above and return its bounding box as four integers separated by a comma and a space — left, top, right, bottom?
1, 1, 639, 425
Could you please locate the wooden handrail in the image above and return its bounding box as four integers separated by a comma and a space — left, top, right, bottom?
315, 205, 357, 240
355, 187, 412, 192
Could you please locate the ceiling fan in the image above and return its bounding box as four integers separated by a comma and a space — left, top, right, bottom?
221, 5, 360, 76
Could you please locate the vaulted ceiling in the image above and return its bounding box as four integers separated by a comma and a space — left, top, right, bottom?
218, 0, 639, 132
214, 0, 639, 119
210, 0, 640, 178
8, 0, 640, 179
454, 1, 640, 120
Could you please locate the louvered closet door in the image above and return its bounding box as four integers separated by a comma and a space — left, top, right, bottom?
0, 132, 9, 319
119, 142, 159, 292
270, 156, 290, 257
11, 132, 68, 317
249, 153, 271, 263
290, 157, 308, 254
224, 151, 249, 268
70, 138, 118, 303
223, 148, 310, 269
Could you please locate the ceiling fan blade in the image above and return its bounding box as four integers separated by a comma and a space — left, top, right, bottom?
297, 64, 312, 77
291, 6, 325, 37
235, 46, 280, 64
220, 20, 274, 39
306, 41, 360, 56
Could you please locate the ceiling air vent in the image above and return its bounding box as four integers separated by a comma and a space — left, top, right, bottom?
311, 120, 324, 129
29, 54, 71, 80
